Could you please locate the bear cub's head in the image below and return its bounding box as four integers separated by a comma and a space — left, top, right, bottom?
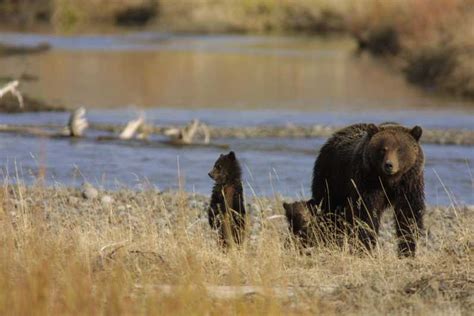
283, 201, 314, 235
365, 124, 423, 180
208, 151, 242, 184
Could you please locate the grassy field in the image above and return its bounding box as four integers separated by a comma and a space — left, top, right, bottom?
0, 182, 472, 314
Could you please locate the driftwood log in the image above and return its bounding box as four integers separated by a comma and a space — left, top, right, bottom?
134, 284, 336, 300
63, 107, 88, 137
0, 109, 229, 149
0, 80, 23, 108
164, 119, 211, 145
119, 115, 146, 140
0, 42, 50, 57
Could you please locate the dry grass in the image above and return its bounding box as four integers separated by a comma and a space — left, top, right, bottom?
0, 181, 472, 315
156, 0, 350, 34
51, 0, 157, 29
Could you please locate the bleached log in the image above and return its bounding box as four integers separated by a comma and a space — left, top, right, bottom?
0, 80, 24, 108
200, 123, 211, 144
63, 107, 88, 137
135, 284, 337, 300
119, 115, 145, 140
164, 119, 211, 144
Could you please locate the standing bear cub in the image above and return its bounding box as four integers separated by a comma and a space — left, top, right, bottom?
311, 123, 425, 257
208, 151, 246, 248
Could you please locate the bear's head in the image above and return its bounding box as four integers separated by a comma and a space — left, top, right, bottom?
208, 151, 242, 184
365, 124, 423, 181
283, 200, 314, 240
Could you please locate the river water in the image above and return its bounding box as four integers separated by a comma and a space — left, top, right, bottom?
0, 32, 473, 205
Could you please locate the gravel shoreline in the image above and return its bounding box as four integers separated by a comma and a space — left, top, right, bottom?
2, 122, 472, 146
6, 185, 473, 241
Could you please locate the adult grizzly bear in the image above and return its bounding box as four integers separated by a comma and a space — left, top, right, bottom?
208, 151, 246, 248
311, 123, 425, 257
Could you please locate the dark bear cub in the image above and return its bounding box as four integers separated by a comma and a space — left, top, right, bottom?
283, 200, 344, 249
311, 123, 425, 257
208, 151, 246, 247
283, 200, 315, 247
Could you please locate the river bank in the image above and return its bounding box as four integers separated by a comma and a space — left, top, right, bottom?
1, 0, 472, 101
0, 185, 472, 314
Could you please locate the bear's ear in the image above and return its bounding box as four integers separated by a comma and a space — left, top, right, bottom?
410, 126, 422, 142
228, 151, 236, 160
282, 202, 291, 214
367, 124, 379, 137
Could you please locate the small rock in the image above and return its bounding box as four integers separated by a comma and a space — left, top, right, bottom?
82, 183, 98, 200
101, 195, 114, 206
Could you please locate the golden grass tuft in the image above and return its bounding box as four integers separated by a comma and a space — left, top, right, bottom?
0, 181, 472, 314
157, 0, 350, 34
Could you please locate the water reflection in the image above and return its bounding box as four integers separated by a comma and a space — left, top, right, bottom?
0, 33, 472, 110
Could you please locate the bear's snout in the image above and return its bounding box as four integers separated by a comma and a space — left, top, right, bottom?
383, 160, 398, 175
208, 171, 215, 179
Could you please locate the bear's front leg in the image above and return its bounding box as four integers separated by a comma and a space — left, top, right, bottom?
394, 189, 425, 257
348, 192, 385, 254
356, 205, 382, 253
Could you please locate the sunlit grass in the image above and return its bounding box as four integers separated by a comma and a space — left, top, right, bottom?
0, 174, 471, 314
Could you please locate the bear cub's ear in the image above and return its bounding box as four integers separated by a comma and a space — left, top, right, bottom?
410, 126, 422, 141
228, 151, 236, 160
367, 124, 379, 137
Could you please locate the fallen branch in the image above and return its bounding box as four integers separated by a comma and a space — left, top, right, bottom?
0, 80, 23, 108
0, 42, 50, 56
135, 284, 337, 300
63, 107, 89, 137
165, 119, 211, 144
119, 115, 145, 140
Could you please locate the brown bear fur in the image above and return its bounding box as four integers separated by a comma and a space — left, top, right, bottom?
311, 123, 425, 257
283, 200, 346, 249
208, 151, 246, 248
283, 200, 316, 247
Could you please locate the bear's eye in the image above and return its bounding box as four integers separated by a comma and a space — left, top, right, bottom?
380, 147, 387, 155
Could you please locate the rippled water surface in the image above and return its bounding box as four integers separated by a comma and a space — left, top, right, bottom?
0, 32, 473, 205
